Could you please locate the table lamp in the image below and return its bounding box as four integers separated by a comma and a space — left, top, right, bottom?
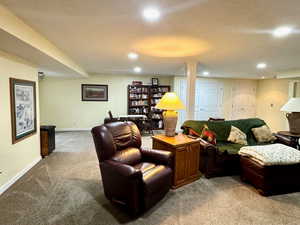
281, 97, 300, 134
155, 92, 185, 137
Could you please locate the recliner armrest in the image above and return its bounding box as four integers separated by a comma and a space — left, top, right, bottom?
102, 160, 142, 179
140, 147, 173, 167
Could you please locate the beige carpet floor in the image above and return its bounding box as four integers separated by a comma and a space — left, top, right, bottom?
1, 131, 300, 225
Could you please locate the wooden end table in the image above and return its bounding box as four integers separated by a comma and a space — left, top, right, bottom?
277, 131, 300, 149
152, 134, 201, 189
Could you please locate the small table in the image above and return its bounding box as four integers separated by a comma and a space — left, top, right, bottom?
277, 131, 300, 149
40, 125, 56, 157
152, 134, 201, 189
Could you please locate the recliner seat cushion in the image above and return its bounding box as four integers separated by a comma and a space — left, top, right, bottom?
142, 165, 172, 195
134, 162, 156, 173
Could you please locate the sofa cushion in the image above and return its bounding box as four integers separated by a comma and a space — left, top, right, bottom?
252, 125, 277, 143
217, 142, 244, 154
227, 126, 248, 145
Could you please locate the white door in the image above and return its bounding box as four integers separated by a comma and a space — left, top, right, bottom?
195, 80, 224, 120
231, 81, 257, 119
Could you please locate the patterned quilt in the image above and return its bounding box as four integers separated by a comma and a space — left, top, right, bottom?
239, 144, 300, 166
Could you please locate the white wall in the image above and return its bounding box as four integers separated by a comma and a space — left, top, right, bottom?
0, 50, 40, 190
39, 74, 174, 130
256, 79, 290, 131
39, 74, 292, 132
174, 76, 258, 123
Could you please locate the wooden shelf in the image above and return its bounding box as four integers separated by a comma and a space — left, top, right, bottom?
129, 98, 149, 100
151, 96, 163, 99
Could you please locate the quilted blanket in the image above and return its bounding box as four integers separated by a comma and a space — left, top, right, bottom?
239, 144, 300, 166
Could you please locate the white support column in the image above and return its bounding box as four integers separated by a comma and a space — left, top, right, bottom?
186, 61, 197, 120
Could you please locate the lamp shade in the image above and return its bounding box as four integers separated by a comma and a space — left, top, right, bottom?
155, 92, 185, 110
281, 98, 300, 112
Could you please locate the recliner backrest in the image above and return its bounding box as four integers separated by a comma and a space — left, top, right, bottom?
91, 121, 142, 163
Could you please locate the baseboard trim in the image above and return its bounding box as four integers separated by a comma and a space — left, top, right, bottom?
0, 157, 42, 196
56, 128, 91, 132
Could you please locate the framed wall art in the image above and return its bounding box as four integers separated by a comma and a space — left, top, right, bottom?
10, 78, 37, 144
81, 84, 108, 101
152, 78, 159, 86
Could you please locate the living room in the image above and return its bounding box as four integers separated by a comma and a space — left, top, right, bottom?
1, 1, 300, 225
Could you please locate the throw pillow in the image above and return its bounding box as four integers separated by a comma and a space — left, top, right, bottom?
189, 128, 201, 137
200, 124, 217, 145
252, 125, 277, 143
227, 126, 248, 145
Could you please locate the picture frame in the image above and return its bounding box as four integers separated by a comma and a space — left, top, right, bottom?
152, 78, 159, 86
132, 81, 143, 85
10, 78, 37, 144
82, 84, 108, 101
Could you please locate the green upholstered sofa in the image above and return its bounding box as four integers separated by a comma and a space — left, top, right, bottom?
181, 118, 292, 178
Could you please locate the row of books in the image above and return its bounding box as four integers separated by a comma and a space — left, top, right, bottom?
129, 93, 148, 99
130, 100, 148, 106
128, 107, 149, 114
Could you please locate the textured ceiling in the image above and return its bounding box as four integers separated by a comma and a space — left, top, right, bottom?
2, 0, 300, 78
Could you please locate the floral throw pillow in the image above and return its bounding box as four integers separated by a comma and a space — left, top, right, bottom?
252, 125, 277, 143
200, 124, 217, 145
189, 128, 201, 137
227, 126, 248, 145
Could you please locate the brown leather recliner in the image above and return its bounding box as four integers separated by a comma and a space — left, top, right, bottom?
91, 121, 173, 216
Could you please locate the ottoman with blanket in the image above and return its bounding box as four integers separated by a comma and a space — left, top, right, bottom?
239, 144, 300, 196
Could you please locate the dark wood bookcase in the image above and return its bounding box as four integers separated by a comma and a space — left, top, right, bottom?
127, 85, 170, 130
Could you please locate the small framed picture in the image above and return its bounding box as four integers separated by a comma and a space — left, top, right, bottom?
82, 84, 108, 101
132, 81, 143, 85
152, 78, 159, 86
10, 78, 37, 144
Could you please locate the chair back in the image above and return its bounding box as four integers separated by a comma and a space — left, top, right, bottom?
91, 121, 142, 162
108, 110, 114, 120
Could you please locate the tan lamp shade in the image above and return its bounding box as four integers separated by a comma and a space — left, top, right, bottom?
281, 98, 300, 134
155, 92, 185, 110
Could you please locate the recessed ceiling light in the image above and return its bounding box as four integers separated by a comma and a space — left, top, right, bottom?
256, 63, 267, 69
143, 7, 161, 22
133, 67, 142, 73
272, 26, 293, 38
203, 71, 210, 76
128, 52, 139, 60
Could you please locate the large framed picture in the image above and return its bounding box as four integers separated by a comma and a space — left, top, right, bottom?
81, 84, 108, 101
10, 78, 37, 144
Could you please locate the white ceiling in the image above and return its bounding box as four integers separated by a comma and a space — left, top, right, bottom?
2, 0, 300, 78
0, 29, 84, 77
